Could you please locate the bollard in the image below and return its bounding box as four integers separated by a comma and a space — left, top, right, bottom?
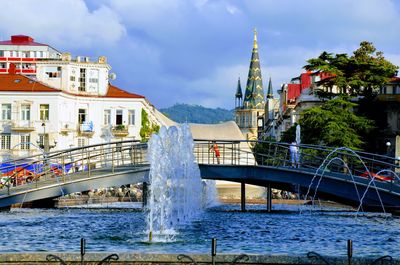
347, 239, 352, 265
80, 238, 86, 265
211, 238, 217, 265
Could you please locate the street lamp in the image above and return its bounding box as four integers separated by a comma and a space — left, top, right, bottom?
386, 141, 391, 156
37, 123, 57, 152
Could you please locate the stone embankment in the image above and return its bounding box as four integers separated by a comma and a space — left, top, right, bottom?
0, 253, 396, 264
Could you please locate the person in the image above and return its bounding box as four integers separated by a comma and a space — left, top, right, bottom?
290, 141, 299, 168
210, 141, 221, 164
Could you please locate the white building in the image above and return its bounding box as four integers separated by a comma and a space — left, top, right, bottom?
0, 35, 166, 161
0, 72, 164, 160
0, 35, 61, 77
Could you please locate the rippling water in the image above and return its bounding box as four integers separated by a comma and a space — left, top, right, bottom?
0, 203, 398, 257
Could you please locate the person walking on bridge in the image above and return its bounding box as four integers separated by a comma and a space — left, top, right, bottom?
290, 142, 299, 168
210, 141, 221, 164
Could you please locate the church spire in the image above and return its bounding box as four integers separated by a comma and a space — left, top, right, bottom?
235, 77, 243, 108
253, 28, 258, 49
267, 77, 273, 99
235, 77, 243, 99
243, 28, 265, 109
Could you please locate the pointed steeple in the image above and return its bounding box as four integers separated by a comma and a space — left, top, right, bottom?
243, 28, 265, 109
267, 77, 273, 99
235, 77, 243, 99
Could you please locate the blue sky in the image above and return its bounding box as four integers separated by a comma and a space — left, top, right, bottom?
1, 0, 399, 109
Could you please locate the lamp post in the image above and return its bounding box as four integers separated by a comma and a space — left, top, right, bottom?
386, 141, 391, 156
37, 123, 57, 153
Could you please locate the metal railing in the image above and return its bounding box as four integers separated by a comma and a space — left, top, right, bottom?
1, 139, 399, 196
0, 140, 148, 196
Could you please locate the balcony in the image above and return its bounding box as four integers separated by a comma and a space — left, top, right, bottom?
112, 125, 129, 137
60, 122, 75, 135
11, 120, 35, 132
78, 121, 94, 137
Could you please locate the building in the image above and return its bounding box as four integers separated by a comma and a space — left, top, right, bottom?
377, 77, 400, 158
268, 71, 334, 140
0, 36, 165, 160
0, 35, 61, 77
263, 77, 279, 139
235, 29, 266, 140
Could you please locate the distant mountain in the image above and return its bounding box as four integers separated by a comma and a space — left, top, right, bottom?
160, 103, 234, 124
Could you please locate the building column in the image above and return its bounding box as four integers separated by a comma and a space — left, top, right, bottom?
241, 182, 246, 212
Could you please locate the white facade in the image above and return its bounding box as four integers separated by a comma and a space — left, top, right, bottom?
0, 86, 164, 160
35, 54, 110, 95
0, 35, 61, 77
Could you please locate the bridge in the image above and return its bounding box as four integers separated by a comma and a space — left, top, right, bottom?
0, 140, 399, 213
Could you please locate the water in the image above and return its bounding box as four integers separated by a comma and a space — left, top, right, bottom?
147, 125, 204, 241
0, 203, 399, 257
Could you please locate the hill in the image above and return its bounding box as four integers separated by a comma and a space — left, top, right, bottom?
160, 103, 234, 124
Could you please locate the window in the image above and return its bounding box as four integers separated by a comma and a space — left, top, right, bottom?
38, 134, 49, 149
40, 104, 49, 120
20, 134, 30, 150
116, 109, 123, 125
70, 76, 76, 81
1, 134, 10, 150
128, 110, 135, 125
89, 78, 98, 83
78, 138, 87, 147
79, 68, 86, 91
0, 50, 3, 57
45, 66, 61, 78
21, 104, 30, 121
1, 104, 11, 120
78, 109, 87, 124
104, 109, 111, 125
0, 63, 5, 69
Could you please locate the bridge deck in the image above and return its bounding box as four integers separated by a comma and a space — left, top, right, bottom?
0, 139, 398, 212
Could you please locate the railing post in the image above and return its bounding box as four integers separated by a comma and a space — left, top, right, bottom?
112, 146, 115, 173
87, 150, 91, 177
61, 155, 65, 183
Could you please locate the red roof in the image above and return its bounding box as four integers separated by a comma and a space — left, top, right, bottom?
389, 77, 400, 83
0, 74, 145, 98
0, 74, 61, 92
0, 35, 47, 46
106, 84, 144, 98
287, 84, 301, 102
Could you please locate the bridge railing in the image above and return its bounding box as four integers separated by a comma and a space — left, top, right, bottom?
194, 139, 400, 184
1, 138, 399, 195
0, 141, 149, 195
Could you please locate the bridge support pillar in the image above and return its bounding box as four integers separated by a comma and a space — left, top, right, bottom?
142, 182, 149, 208
241, 182, 246, 212
267, 183, 272, 213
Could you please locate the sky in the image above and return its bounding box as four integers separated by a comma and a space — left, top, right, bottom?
0, 0, 399, 109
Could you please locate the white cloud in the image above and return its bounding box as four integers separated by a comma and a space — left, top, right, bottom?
0, 0, 126, 49
226, 5, 240, 15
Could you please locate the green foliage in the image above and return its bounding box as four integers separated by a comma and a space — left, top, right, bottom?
286, 96, 374, 150
115, 124, 125, 130
160, 103, 234, 124
304, 41, 398, 98
280, 124, 298, 143
140, 109, 160, 142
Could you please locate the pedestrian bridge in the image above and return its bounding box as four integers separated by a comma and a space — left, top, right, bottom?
0, 140, 399, 213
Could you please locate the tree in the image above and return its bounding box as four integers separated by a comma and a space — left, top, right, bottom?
305, 41, 398, 98
284, 96, 374, 150
140, 109, 160, 142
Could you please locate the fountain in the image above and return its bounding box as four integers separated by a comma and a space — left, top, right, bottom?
146, 124, 209, 242
301, 147, 397, 214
